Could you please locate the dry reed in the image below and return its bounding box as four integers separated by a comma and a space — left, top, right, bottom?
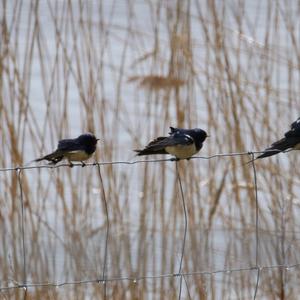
1, 0, 300, 299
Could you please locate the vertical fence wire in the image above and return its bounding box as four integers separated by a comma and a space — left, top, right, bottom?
175, 161, 190, 300
16, 168, 27, 299
249, 153, 260, 300
96, 163, 110, 300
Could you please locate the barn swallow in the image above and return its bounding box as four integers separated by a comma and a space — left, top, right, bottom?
257, 117, 300, 159
35, 133, 99, 166
135, 127, 208, 160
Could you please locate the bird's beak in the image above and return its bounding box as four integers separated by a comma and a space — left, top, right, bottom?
96, 138, 100, 142
206, 135, 210, 137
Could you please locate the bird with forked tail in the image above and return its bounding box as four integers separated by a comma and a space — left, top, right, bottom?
134, 127, 209, 160
34, 133, 99, 167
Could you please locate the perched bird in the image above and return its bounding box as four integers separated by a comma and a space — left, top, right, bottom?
257, 117, 300, 159
35, 133, 99, 166
135, 127, 208, 160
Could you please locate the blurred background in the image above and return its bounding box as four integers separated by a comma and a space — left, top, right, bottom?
1, 0, 300, 299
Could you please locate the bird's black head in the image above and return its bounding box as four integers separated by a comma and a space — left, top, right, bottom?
77, 133, 99, 155
189, 128, 208, 141
77, 133, 99, 145
187, 128, 208, 150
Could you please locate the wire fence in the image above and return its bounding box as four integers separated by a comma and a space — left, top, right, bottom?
0, 150, 298, 299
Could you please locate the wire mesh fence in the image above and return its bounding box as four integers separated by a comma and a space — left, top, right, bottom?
1, 151, 299, 299
2, 0, 300, 298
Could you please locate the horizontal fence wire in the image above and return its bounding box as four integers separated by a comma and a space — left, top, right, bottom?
1, 264, 300, 291
0, 150, 295, 299
0, 149, 283, 172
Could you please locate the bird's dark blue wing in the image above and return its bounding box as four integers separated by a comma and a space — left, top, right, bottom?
285, 118, 300, 138
169, 127, 187, 135
135, 132, 194, 156
257, 118, 300, 159
169, 127, 179, 134
256, 136, 299, 159
148, 133, 194, 149
57, 138, 82, 152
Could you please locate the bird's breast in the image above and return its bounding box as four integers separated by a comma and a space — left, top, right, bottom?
64, 150, 91, 161
293, 143, 300, 150
165, 144, 197, 159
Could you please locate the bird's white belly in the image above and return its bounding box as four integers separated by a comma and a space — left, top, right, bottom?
165, 144, 197, 159
65, 151, 91, 161
293, 143, 300, 150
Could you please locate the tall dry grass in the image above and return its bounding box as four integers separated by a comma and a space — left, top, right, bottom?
1, 0, 300, 299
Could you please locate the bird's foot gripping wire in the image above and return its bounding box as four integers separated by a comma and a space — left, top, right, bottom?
170, 157, 180, 161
